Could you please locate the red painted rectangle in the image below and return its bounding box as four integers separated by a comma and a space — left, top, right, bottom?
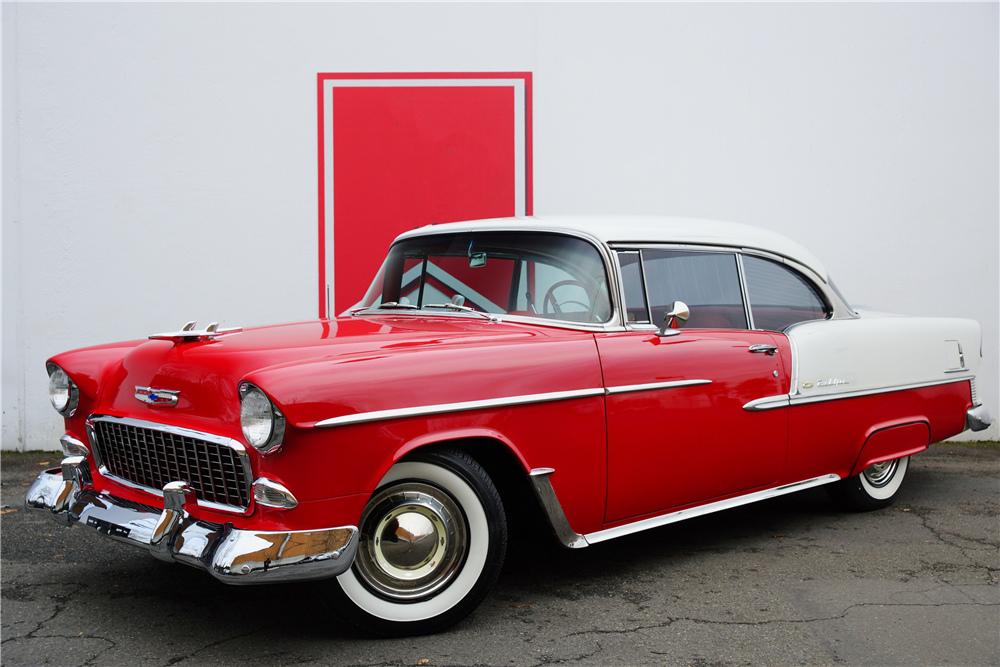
331, 86, 516, 314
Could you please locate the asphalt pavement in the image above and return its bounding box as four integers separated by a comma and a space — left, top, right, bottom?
2, 444, 997, 667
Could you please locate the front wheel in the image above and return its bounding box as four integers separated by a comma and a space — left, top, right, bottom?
329, 448, 506, 636
827, 456, 910, 511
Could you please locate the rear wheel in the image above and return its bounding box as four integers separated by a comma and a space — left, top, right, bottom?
330, 448, 506, 636
827, 456, 909, 511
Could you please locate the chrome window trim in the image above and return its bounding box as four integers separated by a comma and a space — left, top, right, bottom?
734, 253, 756, 331
743, 377, 973, 411
613, 249, 652, 326
315, 387, 606, 429
377, 226, 625, 333
609, 242, 743, 254
638, 250, 653, 326
740, 253, 835, 331
86, 414, 252, 515
631, 245, 749, 332
610, 242, 849, 325
605, 379, 712, 395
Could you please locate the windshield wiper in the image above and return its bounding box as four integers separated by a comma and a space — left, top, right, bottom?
423, 303, 499, 322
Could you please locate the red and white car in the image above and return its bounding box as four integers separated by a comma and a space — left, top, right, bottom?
27, 216, 990, 635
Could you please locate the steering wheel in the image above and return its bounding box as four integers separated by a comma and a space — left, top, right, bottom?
542, 280, 603, 321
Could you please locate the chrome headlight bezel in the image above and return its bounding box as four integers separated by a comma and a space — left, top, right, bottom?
238, 382, 285, 455
46, 363, 79, 417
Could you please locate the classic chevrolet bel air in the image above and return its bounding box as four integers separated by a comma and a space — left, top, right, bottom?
27, 216, 991, 635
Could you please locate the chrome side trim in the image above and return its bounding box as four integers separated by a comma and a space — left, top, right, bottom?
743, 395, 791, 411
315, 388, 606, 428
584, 474, 841, 545
527, 469, 589, 549
944, 368, 971, 374
788, 377, 972, 406
605, 379, 712, 396
746, 377, 974, 411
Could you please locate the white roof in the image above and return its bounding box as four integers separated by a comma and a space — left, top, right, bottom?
396, 215, 828, 281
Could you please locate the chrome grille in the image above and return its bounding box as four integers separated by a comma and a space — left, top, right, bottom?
90, 418, 250, 510
970, 378, 979, 406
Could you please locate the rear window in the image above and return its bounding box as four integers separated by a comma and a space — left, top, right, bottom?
742, 255, 829, 331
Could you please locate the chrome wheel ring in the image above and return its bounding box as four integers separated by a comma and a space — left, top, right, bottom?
863, 459, 898, 488
355, 481, 468, 601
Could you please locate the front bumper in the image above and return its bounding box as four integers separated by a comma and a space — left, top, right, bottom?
25, 457, 358, 585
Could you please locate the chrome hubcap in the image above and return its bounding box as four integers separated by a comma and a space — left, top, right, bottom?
863, 459, 898, 487
355, 482, 467, 601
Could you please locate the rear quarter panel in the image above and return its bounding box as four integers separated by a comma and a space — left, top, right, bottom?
784, 314, 979, 482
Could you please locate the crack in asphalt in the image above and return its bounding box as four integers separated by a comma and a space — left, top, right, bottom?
0, 582, 119, 667
157, 626, 272, 667
563, 598, 1000, 638
903, 505, 1000, 582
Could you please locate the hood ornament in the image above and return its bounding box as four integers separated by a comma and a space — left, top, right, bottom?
149, 321, 243, 343
135, 386, 180, 407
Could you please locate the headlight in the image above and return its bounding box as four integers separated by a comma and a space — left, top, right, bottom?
47, 363, 79, 417
239, 383, 285, 454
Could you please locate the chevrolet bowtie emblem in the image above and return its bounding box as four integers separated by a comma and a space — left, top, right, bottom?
135, 386, 180, 407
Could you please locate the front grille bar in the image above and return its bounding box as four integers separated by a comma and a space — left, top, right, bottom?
87, 415, 252, 513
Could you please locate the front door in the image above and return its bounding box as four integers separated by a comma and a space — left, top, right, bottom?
599, 248, 788, 524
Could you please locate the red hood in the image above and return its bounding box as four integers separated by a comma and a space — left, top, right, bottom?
60, 316, 593, 437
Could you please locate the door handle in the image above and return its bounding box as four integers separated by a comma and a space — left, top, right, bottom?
748, 344, 777, 356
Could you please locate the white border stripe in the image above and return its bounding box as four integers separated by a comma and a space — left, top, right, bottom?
323, 78, 527, 312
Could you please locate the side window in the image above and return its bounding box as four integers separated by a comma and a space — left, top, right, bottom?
616, 251, 650, 323
641, 250, 747, 329
742, 255, 829, 331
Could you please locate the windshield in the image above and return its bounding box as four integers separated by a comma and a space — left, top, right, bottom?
359, 232, 613, 324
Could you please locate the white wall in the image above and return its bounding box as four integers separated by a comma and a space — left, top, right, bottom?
3, 2, 997, 450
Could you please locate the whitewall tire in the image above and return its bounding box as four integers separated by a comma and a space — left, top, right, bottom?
828, 456, 910, 511
329, 448, 506, 636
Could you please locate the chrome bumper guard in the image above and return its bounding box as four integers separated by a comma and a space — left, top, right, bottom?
967, 405, 992, 433
25, 457, 358, 585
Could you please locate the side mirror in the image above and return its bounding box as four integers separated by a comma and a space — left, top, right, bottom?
656, 301, 689, 337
